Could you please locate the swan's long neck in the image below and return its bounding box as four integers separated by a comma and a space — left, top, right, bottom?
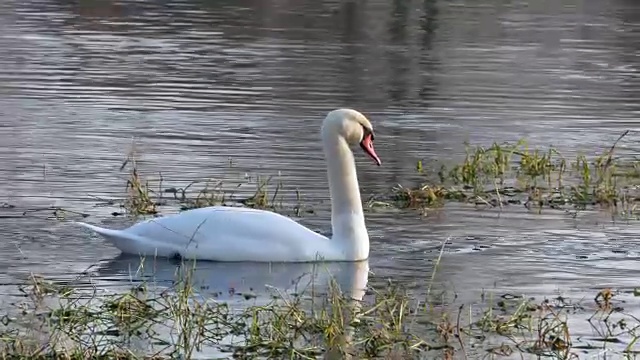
323, 133, 369, 261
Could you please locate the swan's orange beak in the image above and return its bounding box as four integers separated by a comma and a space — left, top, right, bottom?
360, 133, 381, 166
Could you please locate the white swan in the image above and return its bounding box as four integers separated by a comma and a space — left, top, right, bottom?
76, 108, 381, 262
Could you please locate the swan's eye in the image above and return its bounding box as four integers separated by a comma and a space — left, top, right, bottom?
362, 126, 374, 141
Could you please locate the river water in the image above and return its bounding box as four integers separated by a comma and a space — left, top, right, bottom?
1, 0, 640, 358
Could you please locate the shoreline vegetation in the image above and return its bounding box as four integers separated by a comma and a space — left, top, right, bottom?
2, 134, 640, 359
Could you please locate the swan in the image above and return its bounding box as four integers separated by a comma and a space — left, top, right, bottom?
75, 108, 382, 262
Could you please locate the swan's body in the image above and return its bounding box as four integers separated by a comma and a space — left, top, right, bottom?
76, 108, 381, 262
78, 207, 347, 262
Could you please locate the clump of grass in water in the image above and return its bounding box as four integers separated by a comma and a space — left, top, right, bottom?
240, 174, 285, 210
165, 178, 233, 211
115, 143, 295, 217
119, 143, 159, 216
391, 131, 640, 217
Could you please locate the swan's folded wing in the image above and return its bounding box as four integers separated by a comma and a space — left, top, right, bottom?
124, 206, 332, 261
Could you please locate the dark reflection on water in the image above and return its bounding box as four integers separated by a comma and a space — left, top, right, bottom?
1, 0, 640, 355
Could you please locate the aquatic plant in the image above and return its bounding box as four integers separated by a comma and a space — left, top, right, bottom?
392, 131, 640, 219
1, 256, 639, 359
115, 141, 289, 217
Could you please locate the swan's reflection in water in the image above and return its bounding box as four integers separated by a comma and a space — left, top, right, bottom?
96, 255, 369, 303
92, 255, 370, 357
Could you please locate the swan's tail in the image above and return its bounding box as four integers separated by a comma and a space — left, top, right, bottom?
74, 221, 127, 239
73, 221, 144, 254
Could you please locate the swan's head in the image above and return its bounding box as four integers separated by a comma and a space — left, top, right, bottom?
322, 108, 382, 166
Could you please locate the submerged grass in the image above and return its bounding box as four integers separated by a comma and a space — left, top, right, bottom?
2, 259, 640, 359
